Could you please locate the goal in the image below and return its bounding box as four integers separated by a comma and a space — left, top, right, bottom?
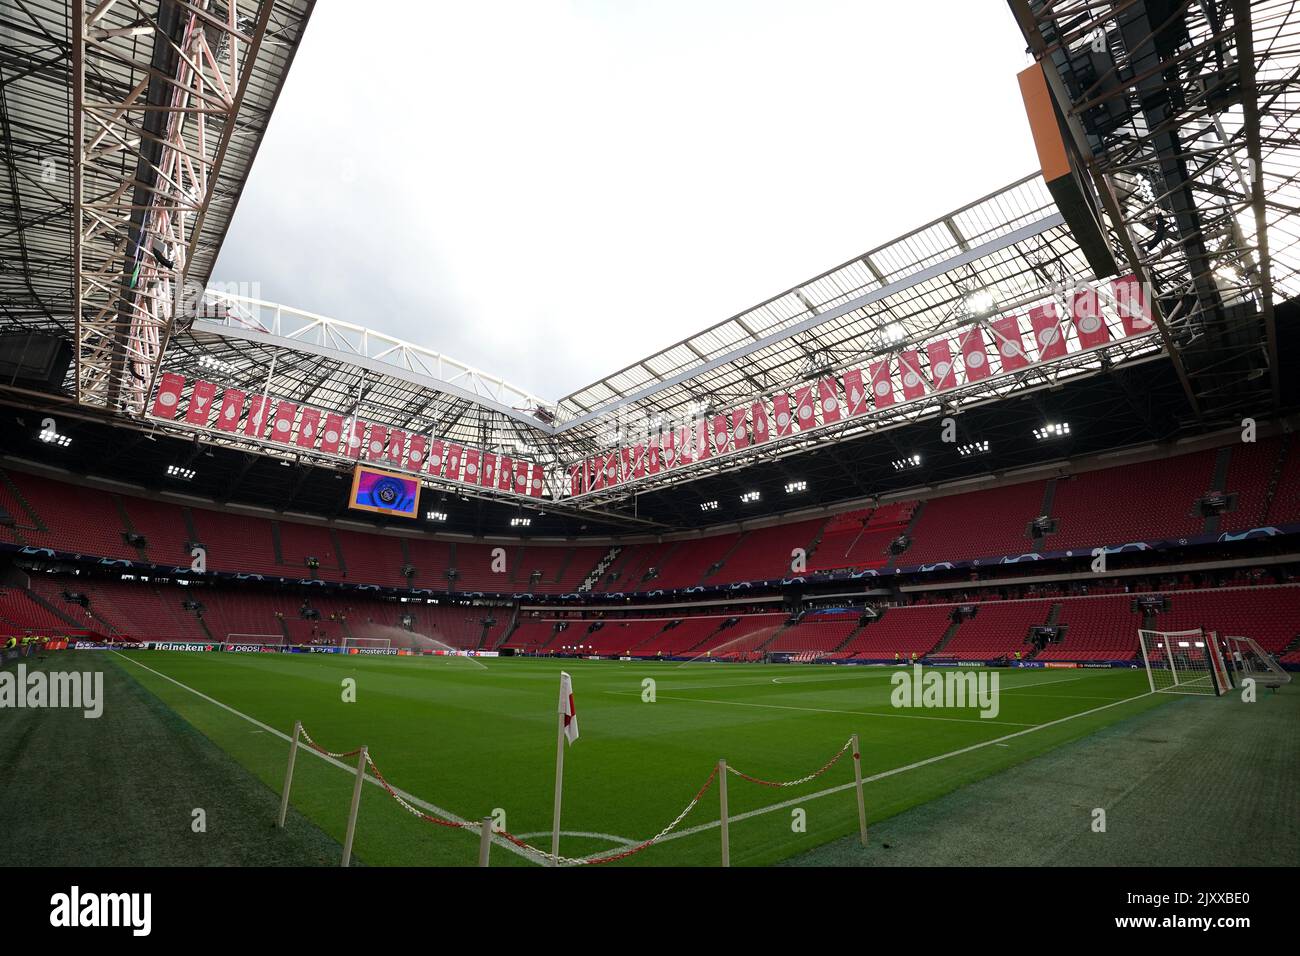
343, 637, 391, 650
1138, 628, 1230, 696
1223, 635, 1292, 690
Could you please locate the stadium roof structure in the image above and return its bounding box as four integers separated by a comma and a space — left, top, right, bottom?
0, 0, 315, 410
2, 0, 1297, 532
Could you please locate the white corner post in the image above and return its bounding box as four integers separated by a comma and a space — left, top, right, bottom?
551, 710, 566, 866
718, 758, 730, 867
851, 733, 868, 847
277, 720, 302, 828
340, 745, 368, 867
478, 816, 494, 868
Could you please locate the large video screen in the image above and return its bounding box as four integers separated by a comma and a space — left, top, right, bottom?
348, 465, 420, 518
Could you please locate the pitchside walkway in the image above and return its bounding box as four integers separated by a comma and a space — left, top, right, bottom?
0, 653, 345, 866
787, 687, 1299, 866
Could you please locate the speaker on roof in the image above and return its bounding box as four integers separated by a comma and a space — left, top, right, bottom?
0, 332, 73, 394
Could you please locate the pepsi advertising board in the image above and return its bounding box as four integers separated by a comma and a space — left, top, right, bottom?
348, 464, 420, 518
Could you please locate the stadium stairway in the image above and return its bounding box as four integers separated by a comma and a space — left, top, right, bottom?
927, 615, 963, 656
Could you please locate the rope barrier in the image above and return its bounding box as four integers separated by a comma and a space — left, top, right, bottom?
724, 737, 854, 788
293, 723, 847, 866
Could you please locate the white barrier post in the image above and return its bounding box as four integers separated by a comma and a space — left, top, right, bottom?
277, 720, 302, 828
340, 745, 368, 867
718, 759, 730, 867
478, 816, 493, 867
851, 733, 868, 847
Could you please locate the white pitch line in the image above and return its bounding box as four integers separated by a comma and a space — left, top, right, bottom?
110, 652, 541, 866
516, 830, 637, 848
648, 688, 1156, 848
607, 691, 1041, 727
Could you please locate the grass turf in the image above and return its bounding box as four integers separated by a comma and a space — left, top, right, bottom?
83, 650, 1175, 866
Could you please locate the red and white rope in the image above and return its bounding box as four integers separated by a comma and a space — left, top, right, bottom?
298, 725, 364, 760
725, 738, 853, 789
294, 723, 843, 866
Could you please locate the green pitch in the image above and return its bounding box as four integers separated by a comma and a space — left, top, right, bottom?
93, 650, 1166, 866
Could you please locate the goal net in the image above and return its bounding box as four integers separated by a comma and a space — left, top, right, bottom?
1138, 628, 1230, 696
1223, 635, 1292, 690
343, 637, 391, 649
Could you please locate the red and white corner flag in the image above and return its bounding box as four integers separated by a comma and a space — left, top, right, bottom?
559, 670, 579, 745
551, 670, 579, 863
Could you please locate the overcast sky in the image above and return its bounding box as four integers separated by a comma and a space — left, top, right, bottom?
211, 1, 1040, 401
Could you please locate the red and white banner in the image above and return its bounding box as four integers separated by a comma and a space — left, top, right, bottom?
750, 401, 771, 443
694, 418, 712, 460
631, 444, 647, 479
363, 423, 387, 461
185, 379, 217, 426
427, 439, 446, 476
318, 412, 344, 452
793, 387, 816, 431
898, 350, 926, 400
295, 407, 321, 449
712, 414, 732, 453
480, 450, 498, 486
869, 360, 894, 407
245, 395, 271, 438
463, 447, 482, 483
730, 407, 750, 450
621, 446, 635, 478
818, 377, 842, 423
843, 368, 868, 415
344, 419, 366, 459
989, 316, 1029, 371
569, 461, 587, 496
270, 401, 297, 442
1113, 274, 1154, 337
216, 389, 245, 432
1071, 285, 1111, 348
513, 459, 531, 495
151, 372, 185, 419
772, 393, 794, 437
927, 340, 957, 390
405, 434, 427, 471
386, 429, 407, 466
444, 444, 463, 481
1029, 303, 1068, 360
959, 326, 991, 382
528, 462, 545, 498
497, 455, 515, 490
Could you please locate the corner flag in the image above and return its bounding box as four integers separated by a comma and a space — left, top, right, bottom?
551, 670, 579, 862
559, 670, 579, 745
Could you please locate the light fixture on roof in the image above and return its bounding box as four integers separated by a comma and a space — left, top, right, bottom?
39, 429, 71, 447
785, 480, 807, 494
891, 454, 922, 472
883, 322, 906, 344
740, 490, 761, 504
699, 500, 720, 512
426, 511, 448, 522
957, 440, 990, 457
963, 289, 997, 317
1033, 422, 1071, 441
510, 517, 532, 527
167, 465, 196, 480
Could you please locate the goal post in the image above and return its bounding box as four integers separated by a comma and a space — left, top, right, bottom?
343, 637, 391, 649
1223, 635, 1292, 690
1138, 628, 1230, 696
226, 632, 284, 646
